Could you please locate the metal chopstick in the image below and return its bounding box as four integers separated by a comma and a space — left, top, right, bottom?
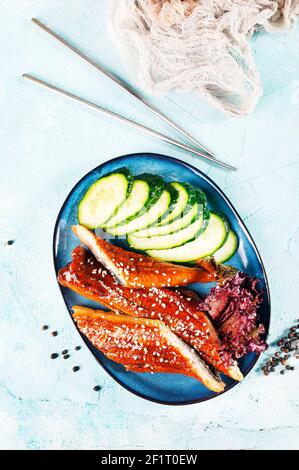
31, 18, 217, 161
22, 74, 236, 171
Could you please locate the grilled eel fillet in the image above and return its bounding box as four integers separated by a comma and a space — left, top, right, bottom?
72, 224, 228, 288
58, 247, 243, 381
73, 306, 225, 392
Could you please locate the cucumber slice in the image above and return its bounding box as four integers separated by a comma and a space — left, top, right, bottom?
157, 182, 180, 222
158, 182, 189, 225
78, 168, 132, 229
103, 174, 164, 229
133, 203, 198, 237
134, 187, 208, 238
128, 214, 204, 250
103, 174, 154, 228
213, 230, 238, 264
147, 213, 229, 263
103, 179, 149, 228
106, 188, 174, 236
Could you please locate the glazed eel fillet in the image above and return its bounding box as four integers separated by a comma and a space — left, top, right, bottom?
73, 306, 225, 393
58, 247, 243, 381
72, 225, 233, 288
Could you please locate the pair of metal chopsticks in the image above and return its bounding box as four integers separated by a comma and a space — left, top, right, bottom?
23, 18, 236, 172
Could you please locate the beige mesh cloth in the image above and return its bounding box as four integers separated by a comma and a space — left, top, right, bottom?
108, 0, 299, 116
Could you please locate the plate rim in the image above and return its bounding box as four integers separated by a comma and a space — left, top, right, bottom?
53, 152, 271, 406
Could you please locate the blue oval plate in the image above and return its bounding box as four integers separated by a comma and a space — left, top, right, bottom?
53, 153, 270, 405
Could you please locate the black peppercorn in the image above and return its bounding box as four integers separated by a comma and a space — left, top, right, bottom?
6, 240, 14, 246
42, 325, 49, 331
72, 366, 80, 372
51, 331, 58, 337
93, 385, 101, 392
50, 353, 59, 359
75, 346, 81, 351
280, 370, 285, 375
62, 350, 68, 355
63, 354, 70, 360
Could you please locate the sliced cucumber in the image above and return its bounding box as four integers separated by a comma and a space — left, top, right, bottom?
103, 174, 161, 228
158, 182, 189, 225
78, 168, 132, 229
157, 182, 179, 223
128, 213, 205, 250
213, 230, 238, 264
134, 187, 208, 238
106, 187, 175, 236
133, 203, 198, 238
147, 213, 229, 263
103, 179, 149, 228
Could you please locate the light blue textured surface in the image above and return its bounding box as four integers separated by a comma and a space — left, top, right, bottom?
1, 0, 298, 450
